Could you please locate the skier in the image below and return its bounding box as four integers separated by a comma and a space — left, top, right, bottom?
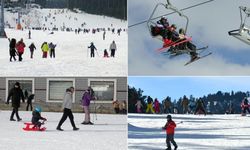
150, 16, 169, 38
88, 42, 97, 58
28, 43, 36, 59
16, 38, 26, 61
163, 97, 172, 114
49, 42, 56, 58
241, 97, 250, 116
135, 99, 143, 113
81, 87, 94, 125
154, 98, 160, 113
103, 31, 106, 40
195, 98, 206, 115
9, 38, 17, 62
146, 96, 155, 114
26, 94, 35, 111
162, 115, 178, 150
181, 95, 189, 114
31, 106, 47, 129
6, 82, 25, 121
56, 87, 79, 131
109, 40, 117, 57
41, 42, 49, 58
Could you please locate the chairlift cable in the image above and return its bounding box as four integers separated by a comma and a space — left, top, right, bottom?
128, 0, 215, 28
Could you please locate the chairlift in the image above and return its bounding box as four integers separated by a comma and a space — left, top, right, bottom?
229, 6, 250, 45
147, 0, 189, 37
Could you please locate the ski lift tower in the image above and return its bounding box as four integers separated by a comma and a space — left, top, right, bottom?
0, 0, 5, 37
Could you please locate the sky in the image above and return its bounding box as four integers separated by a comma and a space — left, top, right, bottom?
128, 76, 250, 101
128, 0, 250, 75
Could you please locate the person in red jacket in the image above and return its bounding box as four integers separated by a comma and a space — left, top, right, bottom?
16, 38, 26, 61
154, 98, 160, 114
162, 115, 178, 150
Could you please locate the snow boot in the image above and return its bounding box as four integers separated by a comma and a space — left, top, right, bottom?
17, 118, 22, 122
174, 145, 178, 150
10, 118, 16, 121
56, 127, 64, 131
73, 127, 79, 131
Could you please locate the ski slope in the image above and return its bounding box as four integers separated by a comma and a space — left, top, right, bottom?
0, 8, 127, 76
128, 113, 250, 150
0, 111, 127, 150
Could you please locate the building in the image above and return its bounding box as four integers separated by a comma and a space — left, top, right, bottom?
0, 77, 127, 113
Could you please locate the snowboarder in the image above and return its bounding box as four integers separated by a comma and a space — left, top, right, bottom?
81, 87, 95, 125
16, 38, 26, 61
9, 38, 17, 62
88, 42, 97, 58
109, 40, 117, 57
103, 49, 109, 57
31, 106, 47, 129
29, 43, 36, 59
146, 96, 155, 114
135, 99, 143, 113
181, 95, 189, 114
195, 98, 206, 115
112, 99, 120, 114
49, 42, 56, 58
162, 115, 178, 150
41, 42, 49, 58
26, 94, 35, 111
241, 97, 250, 116
6, 82, 25, 121
154, 98, 160, 113
57, 87, 79, 131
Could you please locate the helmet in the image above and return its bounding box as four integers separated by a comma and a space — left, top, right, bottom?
179, 28, 185, 34
35, 106, 42, 113
161, 16, 167, 20
166, 115, 172, 119
171, 24, 177, 29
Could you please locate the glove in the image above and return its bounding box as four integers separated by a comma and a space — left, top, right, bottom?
44, 118, 47, 121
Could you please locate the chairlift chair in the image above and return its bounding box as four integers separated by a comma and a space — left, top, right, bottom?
147, 0, 189, 38
229, 6, 250, 45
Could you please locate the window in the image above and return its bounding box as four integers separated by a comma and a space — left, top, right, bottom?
88, 79, 116, 102
47, 78, 75, 102
6, 78, 34, 101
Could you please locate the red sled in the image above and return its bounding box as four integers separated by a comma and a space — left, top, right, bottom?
23, 122, 46, 131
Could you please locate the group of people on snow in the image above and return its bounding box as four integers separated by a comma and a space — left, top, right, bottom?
8, 38, 57, 61
88, 40, 117, 58
151, 16, 198, 61
5, 82, 100, 131
135, 95, 207, 115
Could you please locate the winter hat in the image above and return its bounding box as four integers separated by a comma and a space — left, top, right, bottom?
15, 82, 20, 87
35, 106, 42, 113
166, 115, 172, 120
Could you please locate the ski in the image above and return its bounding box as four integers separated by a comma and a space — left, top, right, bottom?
184, 52, 212, 66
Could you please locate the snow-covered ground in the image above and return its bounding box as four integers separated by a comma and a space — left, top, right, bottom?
0, 9, 127, 76
0, 111, 127, 150
128, 113, 250, 150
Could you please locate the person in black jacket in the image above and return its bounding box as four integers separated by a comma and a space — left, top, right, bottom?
6, 82, 25, 121
88, 42, 97, 58
26, 94, 35, 111
9, 38, 17, 62
32, 106, 46, 129
29, 43, 36, 59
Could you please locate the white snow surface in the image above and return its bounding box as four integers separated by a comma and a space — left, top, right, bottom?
0, 111, 127, 150
128, 113, 250, 150
0, 9, 127, 76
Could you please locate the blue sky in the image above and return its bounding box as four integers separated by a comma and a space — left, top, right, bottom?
128, 77, 250, 101
128, 0, 250, 75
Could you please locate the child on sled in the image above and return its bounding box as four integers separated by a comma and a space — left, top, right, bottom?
31, 106, 47, 129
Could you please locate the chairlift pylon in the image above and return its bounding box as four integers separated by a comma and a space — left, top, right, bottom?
228, 6, 250, 45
